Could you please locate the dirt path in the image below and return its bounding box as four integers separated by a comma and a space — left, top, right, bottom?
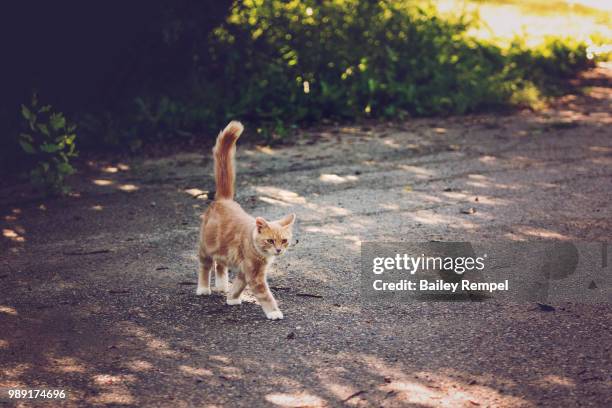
1, 66, 611, 407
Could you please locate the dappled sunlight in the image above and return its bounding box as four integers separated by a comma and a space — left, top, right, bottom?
440, 190, 512, 208
306, 204, 351, 217
265, 392, 326, 407
0, 305, 18, 316
209, 355, 231, 364
0, 363, 31, 388
256, 185, 352, 220
255, 145, 276, 155
358, 354, 529, 407
589, 156, 612, 165
118, 183, 139, 192
93, 373, 137, 385
538, 374, 576, 388
379, 203, 400, 211
465, 176, 523, 191
414, 192, 445, 204
304, 225, 361, 248
185, 187, 210, 200
256, 186, 307, 204
319, 173, 359, 184
101, 163, 131, 173
382, 138, 402, 148
398, 164, 435, 178
259, 196, 294, 207
217, 365, 243, 380
2, 228, 25, 242
117, 321, 183, 358
92, 178, 114, 186
50, 356, 87, 374
316, 367, 364, 403
434, 127, 447, 134
88, 374, 136, 405
438, 0, 611, 45
508, 226, 572, 240
468, 195, 509, 206
90, 177, 141, 193
3, 208, 21, 222
589, 145, 612, 153
441, 191, 471, 200
124, 359, 154, 373
179, 365, 214, 377
479, 155, 498, 164
409, 210, 477, 230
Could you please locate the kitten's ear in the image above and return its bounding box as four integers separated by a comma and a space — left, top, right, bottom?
255, 217, 269, 233
279, 213, 296, 228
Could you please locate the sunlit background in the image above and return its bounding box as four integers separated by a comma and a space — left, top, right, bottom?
436, 0, 611, 53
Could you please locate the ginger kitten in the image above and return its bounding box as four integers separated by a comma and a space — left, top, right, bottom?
196, 121, 296, 320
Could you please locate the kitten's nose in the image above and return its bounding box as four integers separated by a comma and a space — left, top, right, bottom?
276, 248, 282, 254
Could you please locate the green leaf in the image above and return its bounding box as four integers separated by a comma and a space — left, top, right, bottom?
21, 105, 33, 120
40, 143, 61, 153
57, 162, 74, 175
37, 123, 50, 136
50, 113, 66, 131
368, 78, 377, 93
20, 133, 33, 142
19, 140, 36, 154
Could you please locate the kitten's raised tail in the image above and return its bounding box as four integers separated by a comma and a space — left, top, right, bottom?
213, 121, 244, 200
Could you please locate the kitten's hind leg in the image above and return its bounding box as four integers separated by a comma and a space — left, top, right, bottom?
227, 271, 246, 305
196, 255, 213, 295
214, 263, 229, 292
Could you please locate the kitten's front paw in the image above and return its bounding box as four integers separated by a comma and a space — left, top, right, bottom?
266, 310, 284, 320
226, 297, 242, 305
196, 287, 212, 296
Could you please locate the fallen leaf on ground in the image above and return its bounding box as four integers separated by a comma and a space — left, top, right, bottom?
296, 293, 323, 298
536, 302, 555, 312
63, 249, 112, 256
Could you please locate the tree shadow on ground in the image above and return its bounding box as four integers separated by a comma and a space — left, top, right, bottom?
0, 66, 610, 407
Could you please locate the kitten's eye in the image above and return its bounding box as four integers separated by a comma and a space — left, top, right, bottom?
281, 239, 288, 244
267, 239, 275, 244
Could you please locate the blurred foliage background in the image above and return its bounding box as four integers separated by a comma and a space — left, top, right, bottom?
0, 0, 610, 189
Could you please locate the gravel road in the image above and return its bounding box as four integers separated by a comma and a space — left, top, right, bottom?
1, 66, 610, 407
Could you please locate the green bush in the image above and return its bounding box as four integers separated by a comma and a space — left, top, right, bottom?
202, 0, 513, 124
7, 0, 594, 164
112, 0, 589, 142
506, 36, 591, 95
19, 94, 78, 195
